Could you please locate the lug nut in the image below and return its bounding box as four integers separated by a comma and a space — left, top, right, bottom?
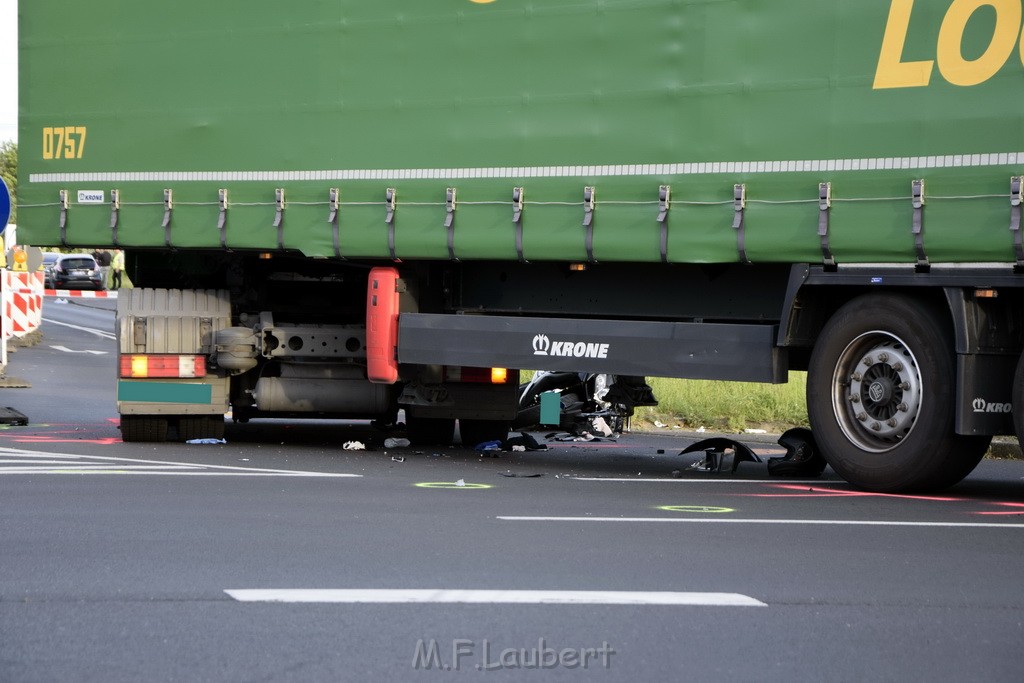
857, 413, 867, 422
878, 353, 889, 363
863, 356, 874, 366
897, 403, 908, 412
851, 373, 862, 382
851, 395, 860, 403
886, 418, 898, 427
893, 362, 903, 371
871, 422, 881, 431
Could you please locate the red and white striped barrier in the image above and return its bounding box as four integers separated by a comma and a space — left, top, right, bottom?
44, 289, 118, 298
3, 271, 44, 339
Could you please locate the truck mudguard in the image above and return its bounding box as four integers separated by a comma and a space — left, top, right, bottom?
366, 267, 400, 384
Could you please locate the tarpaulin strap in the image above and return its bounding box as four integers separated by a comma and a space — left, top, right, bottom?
912, 179, 928, 272
273, 188, 286, 250
385, 188, 398, 261
1010, 177, 1023, 272
445, 187, 458, 261
110, 189, 120, 246
818, 182, 835, 270
58, 190, 69, 246
162, 189, 174, 248
657, 185, 670, 263
218, 189, 229, 250
583, 186, 596, 263
512, 187, 526, 263
328, 188, 341, 259
733, 184, 749, 264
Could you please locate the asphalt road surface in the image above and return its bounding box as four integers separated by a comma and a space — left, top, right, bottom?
0, 296, 1022, 682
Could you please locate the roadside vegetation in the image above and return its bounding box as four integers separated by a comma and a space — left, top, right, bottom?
633, 373, 808, 433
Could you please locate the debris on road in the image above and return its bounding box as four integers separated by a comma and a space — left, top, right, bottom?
680, 437, 761, 474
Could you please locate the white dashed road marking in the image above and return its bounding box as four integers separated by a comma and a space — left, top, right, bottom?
224, 589, 767, 607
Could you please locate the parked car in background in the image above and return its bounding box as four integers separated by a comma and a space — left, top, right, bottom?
50, 254, 105, 291
42, 252, 59, 289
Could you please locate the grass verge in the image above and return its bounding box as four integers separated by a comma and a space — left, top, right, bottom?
634, 373, 808, 433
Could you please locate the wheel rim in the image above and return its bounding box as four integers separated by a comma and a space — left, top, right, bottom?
830, 331, 923, 453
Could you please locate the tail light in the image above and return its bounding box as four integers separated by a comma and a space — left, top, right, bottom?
444, 366, 511, 384
120, 354, 207, 378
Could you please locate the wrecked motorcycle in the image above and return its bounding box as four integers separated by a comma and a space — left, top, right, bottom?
513, 372, 657, 437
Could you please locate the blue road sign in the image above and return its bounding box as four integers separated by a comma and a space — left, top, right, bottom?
0, 177, 10, 232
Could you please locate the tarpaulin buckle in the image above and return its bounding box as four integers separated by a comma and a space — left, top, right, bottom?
162, 189, 174, 248
1010, 176, 1023, 272
583, 186, 596, 263
658, 185, 670, 263
818, 182, 835, 271
110, 189, 120, 246
733, 184, 749, 264
328, 188, 341, 259
58, 190, 69, 245
911, 179, 928, 273
512, 187, 526, 263
218, 189, 229, 249
445, 187, 458, 261
384, 188, 398, 261
273, 188, 286, 250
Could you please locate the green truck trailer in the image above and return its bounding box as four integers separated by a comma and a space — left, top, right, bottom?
17, 0, 1024, 490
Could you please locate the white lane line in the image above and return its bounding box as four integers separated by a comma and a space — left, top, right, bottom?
0, 470, 361, 477
0, 458, 95, 464
224, 589, 766, 607
573, 478, 821, 484
0, 446, 361, 478
0, 461, 198, 467
0, 464, 203, 472
498, 516, 1024, 529
41, 317, 116, 340
0, 453, 85, 460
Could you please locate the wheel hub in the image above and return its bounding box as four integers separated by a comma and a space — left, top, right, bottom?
835, 333, 923, 451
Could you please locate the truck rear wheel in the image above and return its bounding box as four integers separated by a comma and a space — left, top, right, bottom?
120, 416, 169, 443
807, 294, 989, 492
1013, 352, 1024, 446
406, 415, 456, 446
177, 416, 226, 441
458, 419, 510, 448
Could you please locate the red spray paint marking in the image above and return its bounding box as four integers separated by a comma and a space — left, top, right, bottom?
7, 435, 123, 445
736, 483, 963, 502
974, 502, 1024, 516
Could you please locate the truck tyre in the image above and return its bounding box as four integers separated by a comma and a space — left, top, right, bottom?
120, 416, 169, 443
406, 415, 456, 446
177, 416, 226, 441
1012, 352, 1024, 446
458, 419, 510, 448
807, 294, 989, 492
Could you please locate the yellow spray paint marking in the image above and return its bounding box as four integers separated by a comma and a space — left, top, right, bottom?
469, 0, 497, 4
415, 481, 493, 490
658, 505, 735, 514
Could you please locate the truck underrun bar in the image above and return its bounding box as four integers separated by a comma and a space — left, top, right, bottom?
397, 313, 786, 383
